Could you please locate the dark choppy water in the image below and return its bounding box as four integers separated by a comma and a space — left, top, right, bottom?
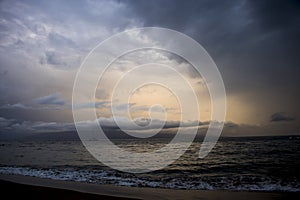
0, 136, 300, 192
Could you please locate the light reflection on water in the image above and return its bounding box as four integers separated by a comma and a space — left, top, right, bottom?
0, 136, 300, 191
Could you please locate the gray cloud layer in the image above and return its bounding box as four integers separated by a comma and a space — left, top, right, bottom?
0, 0, 299, 136
33, 93, 66, 105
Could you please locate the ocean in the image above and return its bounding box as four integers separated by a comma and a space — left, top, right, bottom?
0, 135, 300, 192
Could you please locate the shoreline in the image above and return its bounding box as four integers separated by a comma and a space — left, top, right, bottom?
0, 179, 135, 200
1, 174, 299, 200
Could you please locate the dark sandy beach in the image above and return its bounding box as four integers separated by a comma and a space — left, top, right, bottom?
1, 174, 299, 200
0, 179, 135, 200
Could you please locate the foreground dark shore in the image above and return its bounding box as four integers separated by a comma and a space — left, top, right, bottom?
0, 179, 135, 200
1, 174, 299, 200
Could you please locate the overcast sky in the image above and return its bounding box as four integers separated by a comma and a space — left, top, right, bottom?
0, 0, 299, 137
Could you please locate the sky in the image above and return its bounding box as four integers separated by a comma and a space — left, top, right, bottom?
0, 0, 299, 137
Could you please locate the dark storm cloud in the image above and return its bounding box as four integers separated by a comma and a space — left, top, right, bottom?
125, 0, 300, 96
124, 0, 300, 125
270, 112, 294, 122
247, 0, 300, 32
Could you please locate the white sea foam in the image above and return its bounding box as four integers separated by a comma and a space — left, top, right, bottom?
1, 166, 299, 192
